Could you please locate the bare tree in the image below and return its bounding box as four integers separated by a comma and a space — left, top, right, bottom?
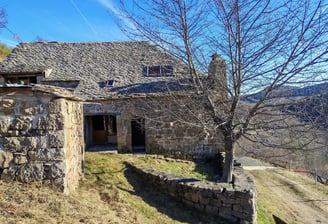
0, 6, 7, 29
114, 0, 328, 182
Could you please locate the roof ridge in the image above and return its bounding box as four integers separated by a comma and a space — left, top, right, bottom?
17, 40, 150, 46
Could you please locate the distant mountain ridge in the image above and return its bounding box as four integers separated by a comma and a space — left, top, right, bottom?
244, 82, 328, 103
243, 82, 328, 128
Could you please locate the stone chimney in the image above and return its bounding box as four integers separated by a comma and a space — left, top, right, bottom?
208, 53, 226, 83
207, 54, 228, 98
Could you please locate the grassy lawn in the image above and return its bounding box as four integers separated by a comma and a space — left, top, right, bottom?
3, 153, 321, 223
0, 153, 222, 224
81, 153, 222, 223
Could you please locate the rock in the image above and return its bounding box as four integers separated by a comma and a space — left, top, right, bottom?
47, 99, 65, 114
0, 119, 10, 134
21, 101, 44, 115
0, 99, 16, 114
37, 114, 65, 130
13, 153, 28, 165
1, 167, 16, 182
11, 116, 33, 131
3, 137, 23, 152
0, 150, 13, 168
48, 130, 65, 148
16, 162, 44, 182
44, 162, 66, 180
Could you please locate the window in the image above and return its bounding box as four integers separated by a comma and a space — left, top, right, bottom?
105, 80, 115, 87
142, 65, 174, 77
98, 80, 115, 88
5, 75, 37, 85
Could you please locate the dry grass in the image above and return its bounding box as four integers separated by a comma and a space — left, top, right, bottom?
4, 153, 323, 223
0, 153, 221, 224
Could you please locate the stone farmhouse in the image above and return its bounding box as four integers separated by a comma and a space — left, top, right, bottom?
0, 41, 225, 192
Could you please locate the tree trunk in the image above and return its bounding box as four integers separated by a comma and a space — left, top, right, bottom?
221, 131, 235, 183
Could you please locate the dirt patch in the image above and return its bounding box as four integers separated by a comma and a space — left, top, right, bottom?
249, 169, 328, 224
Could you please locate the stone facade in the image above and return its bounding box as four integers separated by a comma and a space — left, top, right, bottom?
126, 162, 256, 224
0, 86, 84, 193
84, 97, 224, 160
0, 41, 228, 161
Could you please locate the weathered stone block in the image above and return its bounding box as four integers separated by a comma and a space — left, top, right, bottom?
191, 191, 199, 203
28, 148, 65, 161
3, 137, 24, 151
0, 119, 10, 134
219, 206, 237, 223
1, 166, 16, 182
47, 99, 64, 114
0, 99, 15, 108
240, 199, 256, 212
205, 205, 218, 215
48, 130, 65, 148
3, 137, 40, 152
11, 116, 33, 131
195, 203, 205, 212
210, 198, 222, 207
21, 101, 44, 115
44, 162, 66, 180
181, 198, 194, 207
16, 162, 44, 183
37, 114, 65, 130
183, 192, 192, 201
233, 204, 243, 212
7, 130, 20, 137
0, 99, 16, 115
13, 153, 28, 165
24, 137, 40, 150
0, 150, 13, 168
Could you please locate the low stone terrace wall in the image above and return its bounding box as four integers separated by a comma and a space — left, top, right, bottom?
125, 162, 256, 224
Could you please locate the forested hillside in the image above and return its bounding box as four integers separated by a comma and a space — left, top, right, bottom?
0, 43, 11, 61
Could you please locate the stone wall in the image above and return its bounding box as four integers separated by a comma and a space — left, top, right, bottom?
0, 87, 84, 193
84, 97, 224, 159
125, 162, 256, 224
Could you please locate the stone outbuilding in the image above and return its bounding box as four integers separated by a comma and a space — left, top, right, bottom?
0, 41, 227, 191
0, 85, 84, 193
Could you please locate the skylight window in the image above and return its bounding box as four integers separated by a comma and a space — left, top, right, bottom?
99, 80, 115, 88
143, 65, 174, 77
105, 80, 115, 87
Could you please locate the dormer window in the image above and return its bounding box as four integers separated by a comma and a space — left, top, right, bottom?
5, 74, 39, 86
143, 65, 174, 77
98, 80, 115, 88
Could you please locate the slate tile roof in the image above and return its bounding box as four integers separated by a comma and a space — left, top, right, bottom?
0, 41, 193, 100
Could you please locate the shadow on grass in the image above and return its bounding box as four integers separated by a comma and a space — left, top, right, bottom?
122, 165, 229, 224
193, 158, 223, 182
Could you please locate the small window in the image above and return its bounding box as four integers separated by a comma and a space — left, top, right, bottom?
6, 76, 37, 85
98, 80, 115, 88
148, 66, 161, 76
143, 65, 174, 77
105, 80, 115, 87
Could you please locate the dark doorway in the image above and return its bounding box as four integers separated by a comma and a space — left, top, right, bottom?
85, 115, 117, 151
131, 119, 145, 153
92, 115, 107, 144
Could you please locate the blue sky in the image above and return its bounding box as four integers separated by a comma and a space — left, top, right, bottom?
0, 0, 128, 47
